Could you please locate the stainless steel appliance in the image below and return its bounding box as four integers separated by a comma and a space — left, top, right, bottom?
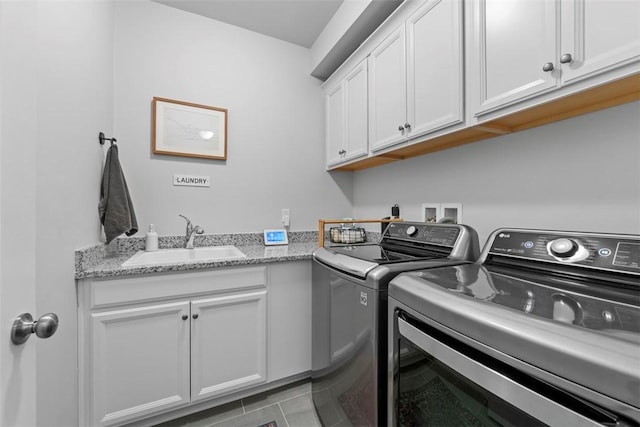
312, 222, 480, 426
388, 228, 640, 426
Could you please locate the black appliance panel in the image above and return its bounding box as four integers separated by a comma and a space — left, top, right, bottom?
385, 222, 460, 247
488, 230, 640, 273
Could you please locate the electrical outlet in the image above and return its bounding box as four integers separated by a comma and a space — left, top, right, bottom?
282, 209, 290, 227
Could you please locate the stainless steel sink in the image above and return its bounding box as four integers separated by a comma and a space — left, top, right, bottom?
122, 246, 246, 267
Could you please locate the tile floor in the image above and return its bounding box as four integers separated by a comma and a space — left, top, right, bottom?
154, 380, 322, 427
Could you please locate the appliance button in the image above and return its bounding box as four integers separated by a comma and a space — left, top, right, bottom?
406, 226, 418, 237
598, 248, 612, 257
549, 238, 578, 258
602, 311, 615, 322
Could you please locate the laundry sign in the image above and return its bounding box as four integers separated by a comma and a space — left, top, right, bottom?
173, 174, 210, 187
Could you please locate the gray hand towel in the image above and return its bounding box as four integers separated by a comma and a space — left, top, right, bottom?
98, 144, 138, 243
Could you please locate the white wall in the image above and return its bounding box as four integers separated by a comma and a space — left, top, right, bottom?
113, 1, 353, 237
353, 101, 640, 245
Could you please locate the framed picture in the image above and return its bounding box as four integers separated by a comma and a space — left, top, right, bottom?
152, 97, 228, 160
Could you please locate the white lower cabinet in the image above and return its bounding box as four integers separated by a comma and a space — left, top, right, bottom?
78, 267, 272, 426
190, 291, 267, 402
90, 301, 192, 426
267, 261, 311, 381
78, 263, 310, 427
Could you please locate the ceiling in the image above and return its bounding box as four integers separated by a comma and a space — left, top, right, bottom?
152, 0, 344, 48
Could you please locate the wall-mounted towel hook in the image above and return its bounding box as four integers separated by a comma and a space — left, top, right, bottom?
99, 132, 117, 146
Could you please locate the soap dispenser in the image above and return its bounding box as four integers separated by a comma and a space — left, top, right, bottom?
145, 224, 158, 252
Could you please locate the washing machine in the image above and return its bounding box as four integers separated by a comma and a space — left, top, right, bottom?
312, 221, 480, 426
388, 228, 640, 426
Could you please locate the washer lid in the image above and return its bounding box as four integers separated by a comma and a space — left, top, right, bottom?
328, 243, 442, 263
405, 264, 640, 339
313, 246, 379, 278
389, 264, 640, 410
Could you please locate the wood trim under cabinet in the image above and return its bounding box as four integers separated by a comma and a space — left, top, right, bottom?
332, 73, 640, 172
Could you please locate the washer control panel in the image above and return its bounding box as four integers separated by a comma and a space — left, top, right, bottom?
488, 229, 640, 274
384, 222, 460, 247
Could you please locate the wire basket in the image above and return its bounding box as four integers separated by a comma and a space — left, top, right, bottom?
329, 227, 366, 244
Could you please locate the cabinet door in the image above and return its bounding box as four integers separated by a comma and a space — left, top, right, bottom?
475, 0, 560, 115
561, 0, 640, 85
343, 59, 368, 162
89, 302, 190, 426
326, 60, 368, 168
325, 82, 345, 166
191, 290, 267, 402
369, 25, 407, 151
268, 261, 312, 381
406, 0, 464, 139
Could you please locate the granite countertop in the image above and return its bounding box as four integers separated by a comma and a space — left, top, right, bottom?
75, 231, 323, 279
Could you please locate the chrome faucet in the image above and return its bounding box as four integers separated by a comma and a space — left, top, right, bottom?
179, 214, 204, 249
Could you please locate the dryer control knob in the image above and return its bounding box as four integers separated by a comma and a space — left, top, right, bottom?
549, 238, 578, 258
406, 226, 418, 237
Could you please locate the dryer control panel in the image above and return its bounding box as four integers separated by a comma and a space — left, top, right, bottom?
487, 229, 640, 274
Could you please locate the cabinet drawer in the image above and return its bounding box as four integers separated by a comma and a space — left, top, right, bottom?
88, 267, 267, 309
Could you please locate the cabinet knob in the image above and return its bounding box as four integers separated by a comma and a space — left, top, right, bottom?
192, 314, 199, 319
542, 62, 555, 72
404, 123, 411, 130
338, 149, 346, 155
182, 315, 188, 320
560, 53, 573, 64
398, 125, 404, 132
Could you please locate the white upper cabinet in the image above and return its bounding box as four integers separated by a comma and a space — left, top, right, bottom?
325, 59, 368, 168
406, 0, 464, 140
560, 0, 640, 85
473, 0, 560, 115
473, 0, 640, 116
326, 83, 345, 166
369, 0, 464, 152
323, 0, 638, 170
344, 62, 369, 161
368, 25, 407, 151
